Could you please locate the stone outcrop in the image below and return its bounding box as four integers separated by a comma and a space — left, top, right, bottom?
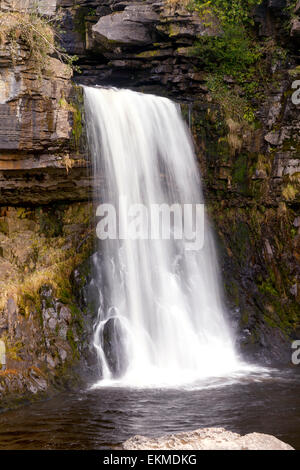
92, 1, 217, 48
190, 70, 300, 361
0, 2, 90, 205
0, 55, 90, 203
56, 0, 300, 97
122, 427, 294, 450
0, 0, 299, 398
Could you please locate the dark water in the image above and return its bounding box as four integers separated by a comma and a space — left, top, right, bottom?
0, 368, 299, 450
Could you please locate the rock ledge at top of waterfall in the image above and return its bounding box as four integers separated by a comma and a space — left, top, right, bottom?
122, 428, 294, 450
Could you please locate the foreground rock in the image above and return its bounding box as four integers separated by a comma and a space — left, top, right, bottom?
122, 428, 294, 450
0, 3, 90, 205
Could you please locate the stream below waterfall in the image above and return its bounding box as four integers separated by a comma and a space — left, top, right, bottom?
0, 368, 299, 450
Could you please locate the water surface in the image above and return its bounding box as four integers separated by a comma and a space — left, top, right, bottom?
0, 368, 299, 450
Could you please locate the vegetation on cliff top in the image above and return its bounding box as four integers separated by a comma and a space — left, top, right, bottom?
0, 10, 78, 76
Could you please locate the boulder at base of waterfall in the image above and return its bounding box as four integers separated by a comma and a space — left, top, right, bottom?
102, 317, 129, 377
122, 428, 294, 450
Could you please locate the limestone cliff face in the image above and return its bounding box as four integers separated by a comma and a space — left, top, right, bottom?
0, 59, 91, 205
0, 202, 97, 408
58, 0, 300, 95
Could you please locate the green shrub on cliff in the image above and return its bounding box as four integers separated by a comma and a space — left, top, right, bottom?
189, 0, 265, 139
191, 0, 263, 78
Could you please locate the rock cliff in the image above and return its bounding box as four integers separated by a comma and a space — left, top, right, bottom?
122, 427, 294, 450
0, 1, 96, 406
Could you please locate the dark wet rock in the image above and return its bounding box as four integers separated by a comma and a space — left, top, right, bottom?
268, 0, 287, 9
102, 316, 129, 377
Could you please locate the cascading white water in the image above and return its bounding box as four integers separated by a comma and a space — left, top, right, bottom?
84, 86, 245, 387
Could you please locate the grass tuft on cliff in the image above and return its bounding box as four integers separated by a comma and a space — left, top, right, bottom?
0, 10, 78, 76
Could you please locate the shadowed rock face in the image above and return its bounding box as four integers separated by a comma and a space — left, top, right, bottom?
122, 427, 294, 450
102, 317, 129, 377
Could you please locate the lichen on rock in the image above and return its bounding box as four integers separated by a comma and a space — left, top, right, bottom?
122, 427, 294, 450
0, 202, 97, 409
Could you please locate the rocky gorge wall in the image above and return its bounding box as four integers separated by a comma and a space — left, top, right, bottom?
0, 0, 299, 407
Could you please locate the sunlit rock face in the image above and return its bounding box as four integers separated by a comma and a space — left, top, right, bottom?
58, 0, 219, 97
0, 0, 57, 16
0, 203, 97, 409
0, 0, 299, 403
0, 1, 97, 392
0, 58, 72, 152
122, 428, 294, 450
92, 4, 160, 46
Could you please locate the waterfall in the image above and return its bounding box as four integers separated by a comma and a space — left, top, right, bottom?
83, 86, 244, 387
